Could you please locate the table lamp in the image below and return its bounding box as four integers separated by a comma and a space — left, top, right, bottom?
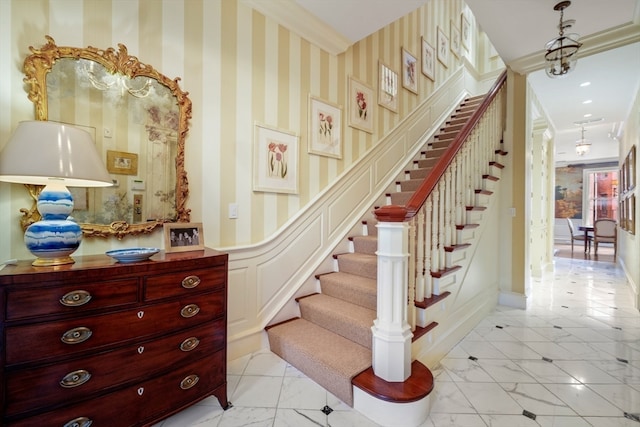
0, 121, 113, 266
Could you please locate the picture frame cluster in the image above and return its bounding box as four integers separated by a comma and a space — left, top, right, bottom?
251, 11, 472, 195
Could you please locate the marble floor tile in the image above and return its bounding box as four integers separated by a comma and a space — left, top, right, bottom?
542, 383, 622, 416
429, 381, 477, 414
277, 376, 329, 409
514, 359, 580, 384
456, 382, 523, 414
475, 359, 537, 383
439, 358, 495, 382
553, 360, 622, 384
587, 383, 640, 414
231, 375, 284, 408
427, 413, 486, 426
479, 414, 539, 426
500, 382, 576, 416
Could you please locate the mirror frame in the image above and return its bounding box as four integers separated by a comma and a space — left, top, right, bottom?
21, 35, 191, 239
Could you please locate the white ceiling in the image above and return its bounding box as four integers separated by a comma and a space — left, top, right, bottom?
291, 0, 640, 165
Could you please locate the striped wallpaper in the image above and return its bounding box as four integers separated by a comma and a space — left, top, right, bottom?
1, 0, 482, 257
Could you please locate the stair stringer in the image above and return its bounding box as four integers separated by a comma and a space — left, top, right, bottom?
412, 155, 508, 368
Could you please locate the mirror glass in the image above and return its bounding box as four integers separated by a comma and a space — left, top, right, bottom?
22, 36, 191, 238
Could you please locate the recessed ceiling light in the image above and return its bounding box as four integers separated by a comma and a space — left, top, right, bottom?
582, 100, 592, 104
580, 82, 591, 87
584, 113, 592, 118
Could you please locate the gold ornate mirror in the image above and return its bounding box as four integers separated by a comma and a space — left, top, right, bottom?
21, 36, 191, 238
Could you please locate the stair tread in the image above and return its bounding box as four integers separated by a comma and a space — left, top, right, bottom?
336, 252, 377, 280
267, 318, 371, 406
319, 271, 377, 310
299, 293, 375, 348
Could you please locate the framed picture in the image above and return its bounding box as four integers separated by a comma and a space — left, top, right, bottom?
106, 150, 138, 175
401, 47, 418, 94
378, 60, 398, 113
253, 123, 299, 193
421, 37, 435, 81
347, 76, 374, 133
450, 20, 461, 58
437, 26, 449, 67
461, 14, 471, 50
628, 145, 636, 191
308, 95, 342, 159
164, 222, 205, 253
69, 187, 88, 210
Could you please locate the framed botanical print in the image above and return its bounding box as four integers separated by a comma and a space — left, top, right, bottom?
450, 20, 461, 58
253, 123, 299, 193
421, 37, 435, 81
348, 76, 374, 133
461, 13, 471, 50
308, 95, 343, 159
437, 26, 449, 67
401, 47, 418, 94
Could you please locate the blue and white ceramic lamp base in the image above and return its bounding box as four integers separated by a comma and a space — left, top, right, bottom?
25, 183, 82, 266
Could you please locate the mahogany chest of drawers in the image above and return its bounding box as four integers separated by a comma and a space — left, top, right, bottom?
0, 248, 229, 426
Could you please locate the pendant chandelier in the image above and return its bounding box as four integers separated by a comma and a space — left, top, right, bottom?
575, 127, 590, 156
545, 1, 582, 78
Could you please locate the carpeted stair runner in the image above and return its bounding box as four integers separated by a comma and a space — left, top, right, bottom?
266, 94, 484, 407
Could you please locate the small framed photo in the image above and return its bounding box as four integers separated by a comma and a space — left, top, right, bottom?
437, 26, 449, 67
347, 76, 374, 133
106, 150, 138, 175
253, 123, 299, 193
308, 95, 342, 159
401, 47, 418, 94
461, 14, 471, 50
164, 222, 205, 253
421, 37, 435, 81
450, 20, 461, 58
378, 60, 398, 113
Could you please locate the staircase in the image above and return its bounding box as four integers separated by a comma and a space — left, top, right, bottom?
267, 94, 492, 408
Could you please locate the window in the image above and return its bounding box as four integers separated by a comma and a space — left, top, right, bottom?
583, 168, 618, 226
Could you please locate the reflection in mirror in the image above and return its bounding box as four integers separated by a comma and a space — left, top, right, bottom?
22, 36, 191, 239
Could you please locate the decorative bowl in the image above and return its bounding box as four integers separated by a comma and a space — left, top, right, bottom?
105, 247, 160, 263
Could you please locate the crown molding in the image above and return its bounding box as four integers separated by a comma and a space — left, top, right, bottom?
509, 21, 640, 75
241, 0, 352, 55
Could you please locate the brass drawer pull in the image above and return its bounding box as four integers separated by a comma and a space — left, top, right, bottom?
180, 304, 200, 318
61, 327, 92, 344
180, 336, 200, 352
181, 275, 201, 289
63, 417, 93, 427
60, 290, 92, 307
60, 369, 92, 388
180, 374, 199, 390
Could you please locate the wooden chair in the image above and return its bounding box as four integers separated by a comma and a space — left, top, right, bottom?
593, 219, 617, 259
566, 218, 591, 255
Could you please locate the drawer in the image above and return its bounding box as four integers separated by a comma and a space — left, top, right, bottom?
5, 290, 225, 365
144, 267, 226, 301
5, 279, 139, 321
5, 349, 226, 427
4, 319, 225, 417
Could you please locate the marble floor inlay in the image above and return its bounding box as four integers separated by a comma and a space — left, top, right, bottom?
154, 255, 639, 426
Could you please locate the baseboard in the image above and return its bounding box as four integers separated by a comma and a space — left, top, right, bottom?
413, 288, 497, 367
498, 290, 528, 309
227, 330, 266, 361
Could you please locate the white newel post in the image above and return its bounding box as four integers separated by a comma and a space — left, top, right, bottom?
372, 220, 412, 382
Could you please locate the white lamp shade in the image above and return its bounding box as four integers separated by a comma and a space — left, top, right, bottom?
0, 121, 112, 187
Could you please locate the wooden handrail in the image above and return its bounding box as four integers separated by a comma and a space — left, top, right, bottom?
374, 70, 508, 223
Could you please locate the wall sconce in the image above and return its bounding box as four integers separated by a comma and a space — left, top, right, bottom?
0, 121, 113, 266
